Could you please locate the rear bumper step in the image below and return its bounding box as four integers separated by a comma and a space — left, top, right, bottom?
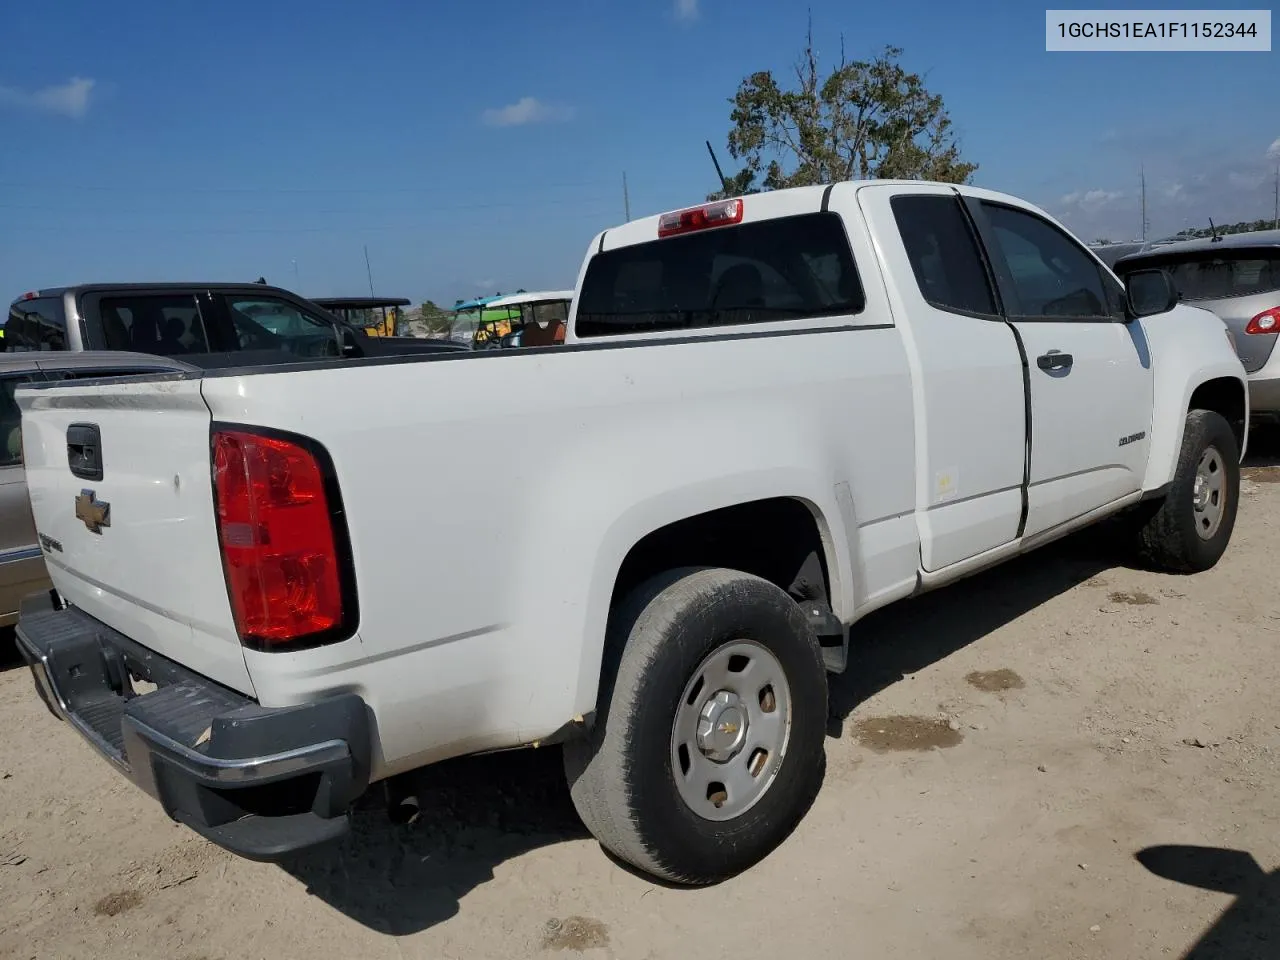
15, 590, 371, 861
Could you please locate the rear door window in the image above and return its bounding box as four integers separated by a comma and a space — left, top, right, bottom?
6, 298, 67, 351
890, 195, 997, 316
97, 294, 212, 355
575, 212, 866, 337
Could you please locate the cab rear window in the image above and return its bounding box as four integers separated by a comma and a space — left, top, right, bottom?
1118, 250, 1280, 301
575, 212, 865, 337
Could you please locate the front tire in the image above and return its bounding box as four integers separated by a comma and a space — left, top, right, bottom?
563, 567, 828, 885
1137, 409, 1240, 573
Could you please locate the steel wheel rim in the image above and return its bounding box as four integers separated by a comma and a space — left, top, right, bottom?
1192, 446, 1226, 541
670, 639, 793, 822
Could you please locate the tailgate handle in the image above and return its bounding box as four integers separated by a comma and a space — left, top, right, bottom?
67, 423, 104, 481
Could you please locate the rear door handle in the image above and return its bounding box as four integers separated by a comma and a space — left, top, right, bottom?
1036, 351, 1073, 372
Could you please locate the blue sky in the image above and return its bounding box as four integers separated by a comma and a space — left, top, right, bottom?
1, 1, 1277, 306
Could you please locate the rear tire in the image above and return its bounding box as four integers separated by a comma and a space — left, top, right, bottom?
563, 567, 827, 885
1137, 409, 1240, 573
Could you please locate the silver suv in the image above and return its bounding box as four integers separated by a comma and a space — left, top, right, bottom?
1116, 231, 1280, 420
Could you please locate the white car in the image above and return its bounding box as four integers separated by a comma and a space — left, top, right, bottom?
15, 180, 1246, 885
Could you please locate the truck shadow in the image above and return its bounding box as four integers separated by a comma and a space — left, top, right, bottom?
827, 521, 1127, 728
280, 747, 589, 936
1136, 844, 1280, 958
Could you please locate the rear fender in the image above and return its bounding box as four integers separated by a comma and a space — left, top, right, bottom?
512, 465, 853, 723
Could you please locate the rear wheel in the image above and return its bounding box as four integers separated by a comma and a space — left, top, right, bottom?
1137, 409, 1240, 573
563, 567, 827, 885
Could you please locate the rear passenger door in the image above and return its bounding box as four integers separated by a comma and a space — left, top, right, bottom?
966, 199, 1154, 538
856, 184, 1027, 571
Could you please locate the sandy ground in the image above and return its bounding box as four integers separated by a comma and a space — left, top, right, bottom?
4, 445, 1280, 960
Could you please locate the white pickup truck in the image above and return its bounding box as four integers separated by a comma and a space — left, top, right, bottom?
15, 181, 1246, 885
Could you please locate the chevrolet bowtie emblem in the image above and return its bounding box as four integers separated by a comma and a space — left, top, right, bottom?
75, 490, 110, 534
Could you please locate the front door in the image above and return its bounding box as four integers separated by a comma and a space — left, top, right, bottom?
968, 198, 1154, 539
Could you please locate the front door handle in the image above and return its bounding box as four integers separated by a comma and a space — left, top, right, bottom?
1036, 351, 1073, 372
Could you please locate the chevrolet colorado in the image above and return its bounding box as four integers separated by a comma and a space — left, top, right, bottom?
14, 181, 1246, 885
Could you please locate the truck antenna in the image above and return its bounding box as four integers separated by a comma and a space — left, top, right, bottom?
1264, 162, 1274, 230
1140, 164, 1149, 242
706, 140, 729, 194
363, 245, 376, 297
1208, 218, 1221, 243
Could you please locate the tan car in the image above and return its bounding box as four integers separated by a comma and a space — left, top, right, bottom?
0, 351, 195, 625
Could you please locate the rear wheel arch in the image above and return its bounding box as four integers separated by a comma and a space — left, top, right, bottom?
576, 496, 846, 723
609, 496, 841, 612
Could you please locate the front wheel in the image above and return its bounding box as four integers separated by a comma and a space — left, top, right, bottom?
563, 567, 828, 885
1137, 408, 1240, 573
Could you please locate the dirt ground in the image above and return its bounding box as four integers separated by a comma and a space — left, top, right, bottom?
4, 446, 1280, 960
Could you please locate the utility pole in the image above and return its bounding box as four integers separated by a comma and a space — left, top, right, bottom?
1140, 164, 1149, 242
363, 245, 375, 297
623, 171, 631, 221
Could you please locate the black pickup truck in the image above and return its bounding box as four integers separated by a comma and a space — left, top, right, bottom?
4, 282, 466, 365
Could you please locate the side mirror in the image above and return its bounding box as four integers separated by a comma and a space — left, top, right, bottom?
1125, 268, 1180, 319
336, 324, 362, 357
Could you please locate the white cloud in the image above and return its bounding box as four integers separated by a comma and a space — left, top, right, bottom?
0, 76, 95, 119
1059, 188, 1124, 212
474, 278, 495, 288
675, 0, 700, 21
1228, 170, 1266, 190
480, 96, 574, 127
1267, 137, 1280, 161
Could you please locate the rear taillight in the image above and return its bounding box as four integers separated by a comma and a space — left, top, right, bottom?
212, 427, 353, 650
1245, 307, 1280, 335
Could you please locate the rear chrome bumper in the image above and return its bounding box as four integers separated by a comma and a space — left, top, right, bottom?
15, 590, 371, 861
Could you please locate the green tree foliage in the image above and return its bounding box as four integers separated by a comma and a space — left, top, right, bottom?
419, 299, 453, 335
708, 24, 977, 200
1174, 219, 1278, 239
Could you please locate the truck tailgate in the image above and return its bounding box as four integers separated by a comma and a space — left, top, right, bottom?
17, 377, 253, 695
